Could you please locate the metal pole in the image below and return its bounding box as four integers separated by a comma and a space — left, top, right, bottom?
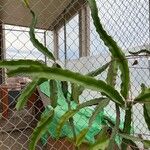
64, 19, 67, 68
53, 29, 59, 60
0, 23, 4, 85
44, 31, 47, 64
3, 28, 44, 34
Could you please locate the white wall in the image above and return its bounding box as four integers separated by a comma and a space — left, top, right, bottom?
66, 52, 150, 143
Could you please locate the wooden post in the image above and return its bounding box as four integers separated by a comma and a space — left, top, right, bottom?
27, 89, 39, 109
1, 86, 9, 119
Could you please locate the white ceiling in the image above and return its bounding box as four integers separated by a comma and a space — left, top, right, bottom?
0, 0, 72, 30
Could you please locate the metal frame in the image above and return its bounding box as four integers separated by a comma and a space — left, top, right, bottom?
79, 5, 90, 57
0, 24, 5, 85
53, 3, 90, 60
49, 0, 86, 30
1, 1, 90, 63
53, 28, 59, 60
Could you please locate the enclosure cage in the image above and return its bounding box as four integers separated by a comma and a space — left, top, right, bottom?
0, 0, 150, 150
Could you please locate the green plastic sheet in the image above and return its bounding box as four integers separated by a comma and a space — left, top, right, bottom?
39, 81, 122, 145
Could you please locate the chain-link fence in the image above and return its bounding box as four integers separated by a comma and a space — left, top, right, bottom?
0, 0, 150, 149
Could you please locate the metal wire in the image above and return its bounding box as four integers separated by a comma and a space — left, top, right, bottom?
0, 0, 149, 149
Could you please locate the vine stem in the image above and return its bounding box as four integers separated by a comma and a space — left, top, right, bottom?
121, 106, 132, 150
107, 104, 120, 150
66, 97, 78, 150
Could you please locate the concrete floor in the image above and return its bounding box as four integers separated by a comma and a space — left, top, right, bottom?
0, 108, 46, 150
0, 128, 46, 150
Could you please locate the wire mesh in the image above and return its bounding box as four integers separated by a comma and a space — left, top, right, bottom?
0, 0, 150, 149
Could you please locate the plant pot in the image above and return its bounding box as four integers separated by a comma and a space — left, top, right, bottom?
46, 137, 89, 150
8, 90, 20, 108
